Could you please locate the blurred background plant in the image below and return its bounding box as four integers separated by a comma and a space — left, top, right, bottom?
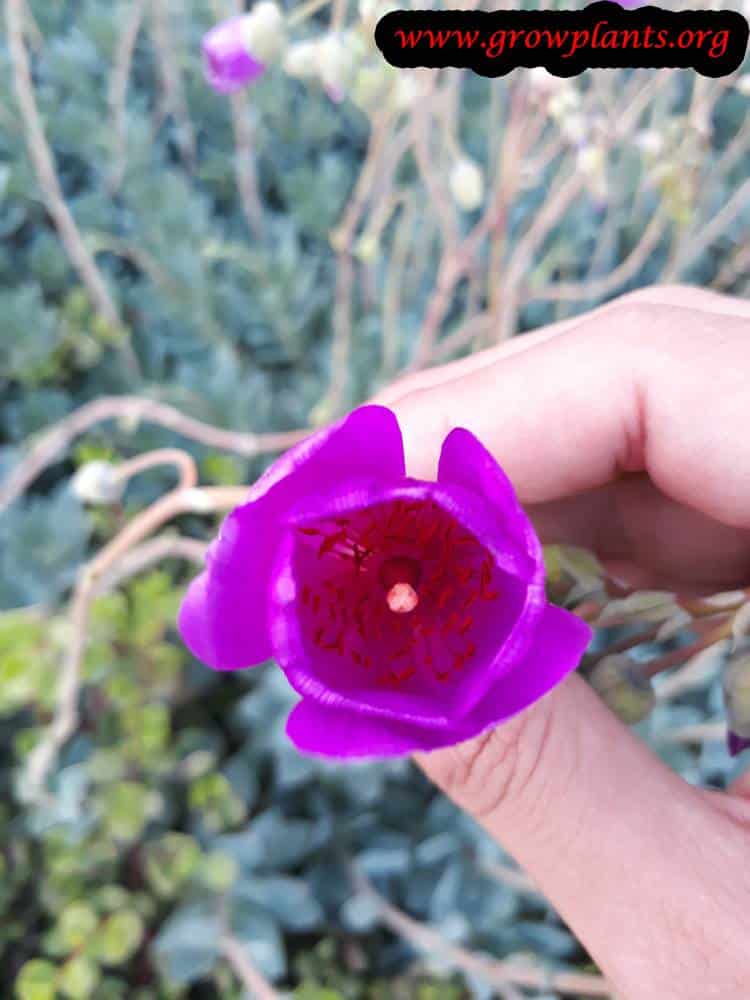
0, 0, 749, 996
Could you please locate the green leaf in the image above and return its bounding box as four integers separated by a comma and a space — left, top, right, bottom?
57, 902, 99, 950
153, 902, 221, 986
233, 876, 324, 931
15, 959, 57, 1000
91, 910, 144, 965
58, 956, 100, 1000
197, 852, 239, 894
144, 833, 201, 899
98, 782, 152, 841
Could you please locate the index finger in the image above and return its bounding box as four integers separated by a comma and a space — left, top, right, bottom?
389, 292, 750, 531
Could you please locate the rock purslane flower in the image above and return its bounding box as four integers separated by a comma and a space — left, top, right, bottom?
178, 406, 591, 758
202, 4, 284, 93
202, 16, 265, 93
728, 732, 750, 757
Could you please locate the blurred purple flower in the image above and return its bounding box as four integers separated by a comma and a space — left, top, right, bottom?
728, 731, 750, 757
178, 406, 591, 758
202, 15, 265, 94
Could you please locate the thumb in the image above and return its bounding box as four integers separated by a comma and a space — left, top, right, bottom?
415, 673, 749, 998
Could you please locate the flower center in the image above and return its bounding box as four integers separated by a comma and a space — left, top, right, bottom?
379, 556, 420, 614
294, 497, 504, 691
385, 582, 419, 614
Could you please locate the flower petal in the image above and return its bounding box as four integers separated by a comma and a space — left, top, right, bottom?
245, 405, 404, 506
178, 406, 404, 670
202, 16, 265, 93
286, 698, 454, 757
286, 603, 590, 759
269, 477, 546, 724
438, 426, 543, 568
728, 730, 750, 757
177, 566, 262, 671
452, 602, 592, 737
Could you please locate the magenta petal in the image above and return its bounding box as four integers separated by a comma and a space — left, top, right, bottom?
438, 427, 543, 569
245, 405, 405, 506
453, 603, 592, 738
286, 699, 455, 757
177, 406, 405, 670
286, 603, 590, 759
202, 16, 265, 94
177, 557, 269, 671
269, 477, 545, 725
728, 731, 750, 756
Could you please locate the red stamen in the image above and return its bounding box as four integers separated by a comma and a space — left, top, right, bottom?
318, 530, 348, 557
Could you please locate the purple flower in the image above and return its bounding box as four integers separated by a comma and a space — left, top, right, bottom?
728, 731, 750, 757
178, 406, 591, 758
202, 16, 265, 94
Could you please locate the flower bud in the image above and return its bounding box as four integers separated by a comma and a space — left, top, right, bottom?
392, 71, 424, 112
576, 145, 605, 176
449, 158, 484, 212
354, 232, 379, 262
728, 731, 750, 756
182, 488, 216, 514
588, 655, 655, 725
350, 62, 395, 113
527, 66, 566, 97
241, 1, 285, 64
560, 112, 587, 145
547, 86, 579, 119
723, 652, 750, 742
202, 15, 265, 94
634, 129, 664, 158
283, 40, 319, 78
71, 461, 123, 505
316, 32, 357, 98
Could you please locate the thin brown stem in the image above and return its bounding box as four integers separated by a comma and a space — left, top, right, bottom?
108, 0, 146, 193
349, 864, 613, 997
0, 395, 308, 515
150, 0, 196, 169
6, 0, 134, 368
23, 484, 246, 802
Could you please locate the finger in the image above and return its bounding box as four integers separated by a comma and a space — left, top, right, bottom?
390, 299, 750, 533
375, 285, 750, 408
529, 475, 750, 591
415, 673, 750, 997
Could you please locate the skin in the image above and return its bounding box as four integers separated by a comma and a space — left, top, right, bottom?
374, 286, 750, 999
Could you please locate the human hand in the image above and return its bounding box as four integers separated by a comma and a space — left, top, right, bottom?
377, 286, 750, 999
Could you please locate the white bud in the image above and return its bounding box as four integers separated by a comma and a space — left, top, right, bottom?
576, 145, 605, 176
560, 112, 586, 145
354, 232, 379, 262
359, 0, 380, 20
350, 62, 394, 112
359, 0, 398, 23
736, 74, 750, 97
449, 158, 484, 212
283, 40, 319, 78
392, 71, 424, 111
71, 461, 123, 505
547, 86, 579, 119
182, 488, 215, 514
241, 1, 285, 63
316, 32, 357, 95
527, 66, 566, 97
634, 129, 663, 157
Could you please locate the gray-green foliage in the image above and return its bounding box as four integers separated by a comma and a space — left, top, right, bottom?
1, 0, 747, 997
